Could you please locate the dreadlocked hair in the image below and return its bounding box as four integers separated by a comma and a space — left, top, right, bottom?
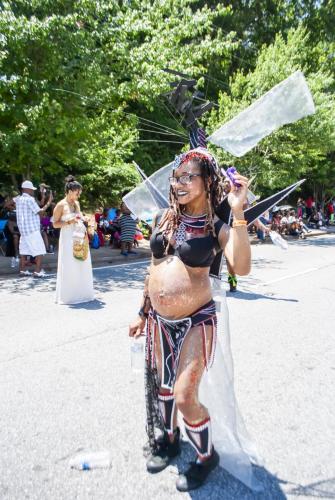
158, 151, 224, 239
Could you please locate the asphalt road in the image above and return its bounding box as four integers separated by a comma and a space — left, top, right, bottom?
0, 234, 334, 500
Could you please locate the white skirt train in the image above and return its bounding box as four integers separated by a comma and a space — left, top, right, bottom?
176, 278, 262, 491
199, 277, 262, 490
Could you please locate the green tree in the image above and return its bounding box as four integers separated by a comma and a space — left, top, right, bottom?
0, 0, 236, 206
207, 27, 335, 202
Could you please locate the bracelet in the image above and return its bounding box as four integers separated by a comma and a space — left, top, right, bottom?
232, 219, 247, 228
139, 292, 151, 319
138, 307, 148, 319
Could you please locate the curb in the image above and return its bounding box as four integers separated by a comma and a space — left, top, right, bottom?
249, 229, 330, 245
0, 250, 152, 278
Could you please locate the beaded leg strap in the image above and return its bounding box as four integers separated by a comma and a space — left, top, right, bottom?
184, 417, 213, 459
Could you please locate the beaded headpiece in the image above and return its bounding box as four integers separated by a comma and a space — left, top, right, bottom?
173, 147, 220, 176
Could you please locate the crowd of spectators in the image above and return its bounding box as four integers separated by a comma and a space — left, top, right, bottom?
1, 189, 334, 259
91, 203, 147, 256
0, 189, 148, 262
249, 195, 335, 241
0, 186, 57, 259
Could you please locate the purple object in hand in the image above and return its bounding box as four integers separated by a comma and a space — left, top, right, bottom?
226, 167, 241, 188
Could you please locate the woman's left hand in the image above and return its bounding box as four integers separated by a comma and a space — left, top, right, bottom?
227, 173, 249, 212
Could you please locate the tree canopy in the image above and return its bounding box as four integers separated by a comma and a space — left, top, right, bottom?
207, 27, 335, 196
0, 0, 334, 206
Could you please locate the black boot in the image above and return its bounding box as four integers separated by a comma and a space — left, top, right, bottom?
176, 448, 220, 492
146, 428, 181, 473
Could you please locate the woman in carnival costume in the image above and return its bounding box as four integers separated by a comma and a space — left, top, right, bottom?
129, 147, 260, 492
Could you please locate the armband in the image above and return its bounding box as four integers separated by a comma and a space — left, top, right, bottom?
232, 219, 247, 228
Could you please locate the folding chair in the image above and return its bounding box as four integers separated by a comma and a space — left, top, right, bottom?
0, 219, 8, 256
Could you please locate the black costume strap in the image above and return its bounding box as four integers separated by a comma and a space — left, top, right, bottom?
144, 318, 163, 454
158, 392, 176, 436
149, 300, 217, 390
157, 315, 192, 390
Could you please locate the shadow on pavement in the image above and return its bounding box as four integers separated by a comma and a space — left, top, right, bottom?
284, 477, 335, 498
68, 299, 106, 310
251, 258, 285, 271
0, 261, 150, 295
93, 262, 148, 293
186, 466, 287, 499
227, 290, 298, 303
0, 275, 57, 295
289, 237, 335, 248
171, 442, 287, 499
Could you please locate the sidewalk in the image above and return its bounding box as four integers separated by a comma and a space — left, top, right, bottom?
249, 227, 333, 245
0, 240, 152, 277
1, 227, 332, 278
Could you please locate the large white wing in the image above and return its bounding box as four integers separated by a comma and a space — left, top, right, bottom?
208, 71, 315, 157
123, 162, 172, 222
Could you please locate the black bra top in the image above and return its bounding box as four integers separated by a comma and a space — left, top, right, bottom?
150, 212, 226, 268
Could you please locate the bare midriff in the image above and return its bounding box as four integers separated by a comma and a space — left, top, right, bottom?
149, 255, 212, 319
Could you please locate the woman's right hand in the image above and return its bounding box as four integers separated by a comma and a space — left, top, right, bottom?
129, 316, 146, 338
66, 216, 77, 225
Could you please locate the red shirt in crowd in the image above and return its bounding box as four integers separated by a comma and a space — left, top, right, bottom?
305, 197, 314, 209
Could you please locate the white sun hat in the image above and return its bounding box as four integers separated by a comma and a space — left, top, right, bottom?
21, 180, 37, 190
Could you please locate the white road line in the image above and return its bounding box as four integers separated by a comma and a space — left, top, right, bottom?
259, 261, 335, 287
93, 259, 150, 271
260, 267, 318, 286
0, 259, 151, 282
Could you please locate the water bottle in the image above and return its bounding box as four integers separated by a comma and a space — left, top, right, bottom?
211, 277, 225, 312
269, 231, 288, 250
49, 244, 54, 253
10, 257, 16, 268
69, 450, 111, 470
130, 337, 144, 372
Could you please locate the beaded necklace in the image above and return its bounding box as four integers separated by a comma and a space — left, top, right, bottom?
65, 197, 77, 213
175, 213, 208, 247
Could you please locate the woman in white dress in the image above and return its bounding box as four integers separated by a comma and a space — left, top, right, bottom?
53, 176, 94, 305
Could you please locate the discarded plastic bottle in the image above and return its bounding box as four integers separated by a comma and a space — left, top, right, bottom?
10, 257, 16, 268
130, 337, 144, 372
69, 450, 111, 470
